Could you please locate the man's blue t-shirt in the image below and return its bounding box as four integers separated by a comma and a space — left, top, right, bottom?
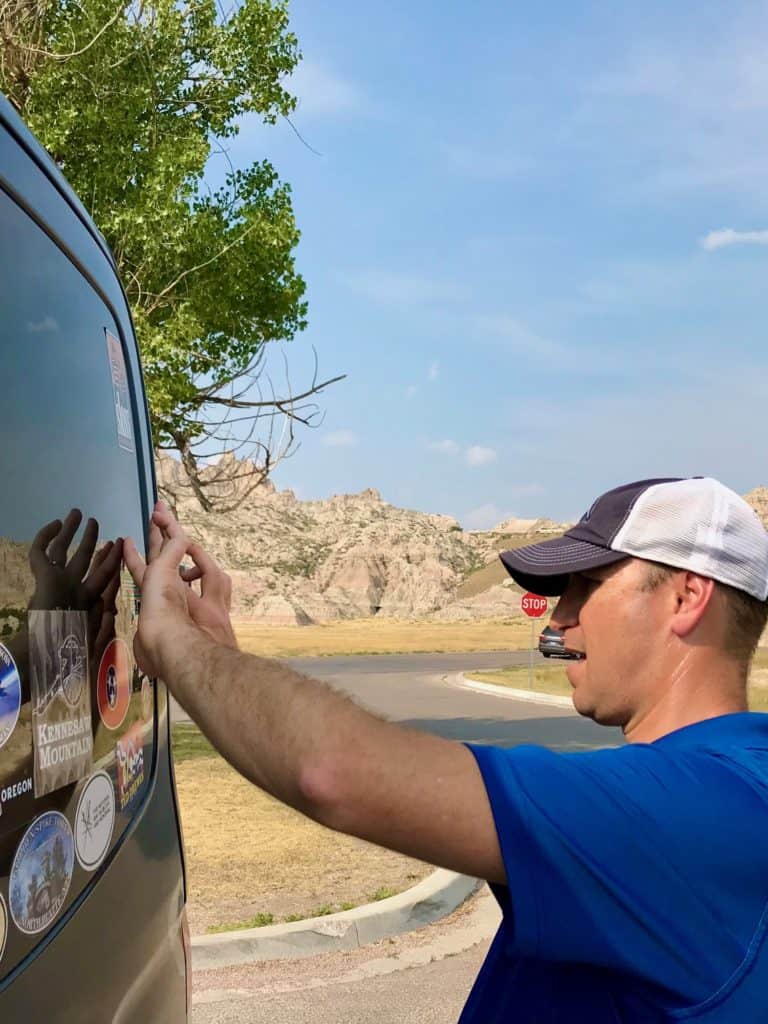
462, 713, 768, 1022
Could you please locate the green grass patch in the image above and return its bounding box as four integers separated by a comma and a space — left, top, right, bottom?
370, 886, 397, 901
171, 723, 218, 763
206, 911, 275, 933
205, 884, 417, 934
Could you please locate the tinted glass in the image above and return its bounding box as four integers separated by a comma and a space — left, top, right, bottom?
0, 187, 155, 977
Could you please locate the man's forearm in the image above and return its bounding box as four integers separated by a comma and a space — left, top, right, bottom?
154, 624, 505, 882
156, 624, 377, 818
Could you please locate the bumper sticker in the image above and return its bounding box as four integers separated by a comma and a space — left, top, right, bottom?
9, 811, 74, 935
106, 329, 135, 453
116, 721, 145, 810
74, 771, 115, 872
0, 642, 21, 750
97, 638, 131, 731
29, 610, 93, 797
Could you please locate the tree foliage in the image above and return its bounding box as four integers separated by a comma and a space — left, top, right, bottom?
0, 0, 342, 508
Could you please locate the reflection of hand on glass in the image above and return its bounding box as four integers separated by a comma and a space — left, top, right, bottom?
29, 509, 122, 612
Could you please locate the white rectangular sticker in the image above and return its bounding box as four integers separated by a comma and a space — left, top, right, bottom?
106, 328, 135, 453
29, 610, 93, 797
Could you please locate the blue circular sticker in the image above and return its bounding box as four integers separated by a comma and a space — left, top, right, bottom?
0, 643, 21, 750
9, 811, 74, 935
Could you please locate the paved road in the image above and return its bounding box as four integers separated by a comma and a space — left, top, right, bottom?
281, 651, 616, 752
187, 651, 620, 1022
175, 650, 618, 752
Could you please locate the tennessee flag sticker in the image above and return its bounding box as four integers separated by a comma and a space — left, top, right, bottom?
106, 329, 134, 453
96, 638, 131, 730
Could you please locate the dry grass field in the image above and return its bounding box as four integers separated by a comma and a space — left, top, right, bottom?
234, 616, 535, 657
469, 649, 768, 710
173, 727, 432, 935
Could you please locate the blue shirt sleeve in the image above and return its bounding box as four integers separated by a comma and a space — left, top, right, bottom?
467, 741, 768, 1002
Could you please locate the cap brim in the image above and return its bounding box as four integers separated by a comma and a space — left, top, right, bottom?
499, 537, 628, 596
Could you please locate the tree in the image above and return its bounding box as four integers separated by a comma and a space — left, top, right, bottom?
0, 0, 343, 509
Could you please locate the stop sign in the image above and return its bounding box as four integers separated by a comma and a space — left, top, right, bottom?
521, 592, 548, 618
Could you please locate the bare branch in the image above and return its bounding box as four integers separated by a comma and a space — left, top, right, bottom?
144, 221, 259, 315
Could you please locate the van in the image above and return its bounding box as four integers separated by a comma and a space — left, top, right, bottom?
0, 95, 189, 1019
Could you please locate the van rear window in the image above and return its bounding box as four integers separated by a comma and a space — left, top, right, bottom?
0, 187, 155, 977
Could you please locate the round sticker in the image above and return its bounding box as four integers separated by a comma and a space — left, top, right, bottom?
74, 771, 115, 872
140, 676, 153, 722
59, 634, 86, 708
0, 642, 21, 749
9, 811, 74, 935
0, 894, 7, 963
97, 638, 131, 730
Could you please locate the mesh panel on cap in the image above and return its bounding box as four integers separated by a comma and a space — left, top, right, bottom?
611, 478, 768, 600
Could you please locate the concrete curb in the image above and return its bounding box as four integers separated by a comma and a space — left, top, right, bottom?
454, 672, 574, 708
191, 868, 482, 970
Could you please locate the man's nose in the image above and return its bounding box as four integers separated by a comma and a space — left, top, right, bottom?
549, 585, 581, 630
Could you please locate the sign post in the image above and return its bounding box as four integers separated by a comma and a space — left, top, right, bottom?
521, 592, 548, 689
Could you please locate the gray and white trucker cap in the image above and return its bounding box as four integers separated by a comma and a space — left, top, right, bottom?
500, 477, 768, 600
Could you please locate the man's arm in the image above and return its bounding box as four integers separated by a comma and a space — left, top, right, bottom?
124, 504, 506, 885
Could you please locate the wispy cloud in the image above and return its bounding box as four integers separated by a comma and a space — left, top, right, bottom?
340, 269, 468, 306
405, 384, 418, 398
465, 445, 497, 467
428, 440, 498, 465
463, 503, 502, 530
428, 439, 460, 456
288, 60, 364, 117
428, 361, 440, 381
27, 316, 58, 334
322, 430, 358, 448
700, 228, 768, 251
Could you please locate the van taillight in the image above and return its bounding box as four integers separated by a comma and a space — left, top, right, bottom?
181, 907, 192, 1015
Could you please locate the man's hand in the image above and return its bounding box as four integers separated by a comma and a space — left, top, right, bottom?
180, 544, 238, 651
123, 502, 236, 677
29, 509, 123, 611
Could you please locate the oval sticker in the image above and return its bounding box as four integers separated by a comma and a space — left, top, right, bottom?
9, 811, 74, 935
0, 894, 7, 963
74, 771, 115, 872
97, 638, 131, 730
0, 642, 21, 749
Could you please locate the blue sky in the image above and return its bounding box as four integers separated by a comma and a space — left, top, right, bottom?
212, 0, 768, 527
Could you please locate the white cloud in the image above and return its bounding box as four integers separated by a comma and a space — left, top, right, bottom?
428, 361, 440, 381
463, 503, 502, 530
700, 228, 768, 251
428, 439, 460, 456
465, 446, 497, 467
288, 60, 363, 117
322, 430, 358, 448
340, 269, 469, 306
405, 384, 418, 398
27, 316, 59, 333
473, 315, 567, 358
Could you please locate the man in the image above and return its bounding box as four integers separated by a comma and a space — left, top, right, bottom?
124, 476, 768, 1022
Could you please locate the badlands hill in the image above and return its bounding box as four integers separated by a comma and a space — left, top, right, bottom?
156, 454, 568, 623
156, 458, 768, 625
1, 468, 765, 628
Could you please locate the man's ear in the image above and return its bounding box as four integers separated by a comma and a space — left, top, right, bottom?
669, 572, 716, 639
